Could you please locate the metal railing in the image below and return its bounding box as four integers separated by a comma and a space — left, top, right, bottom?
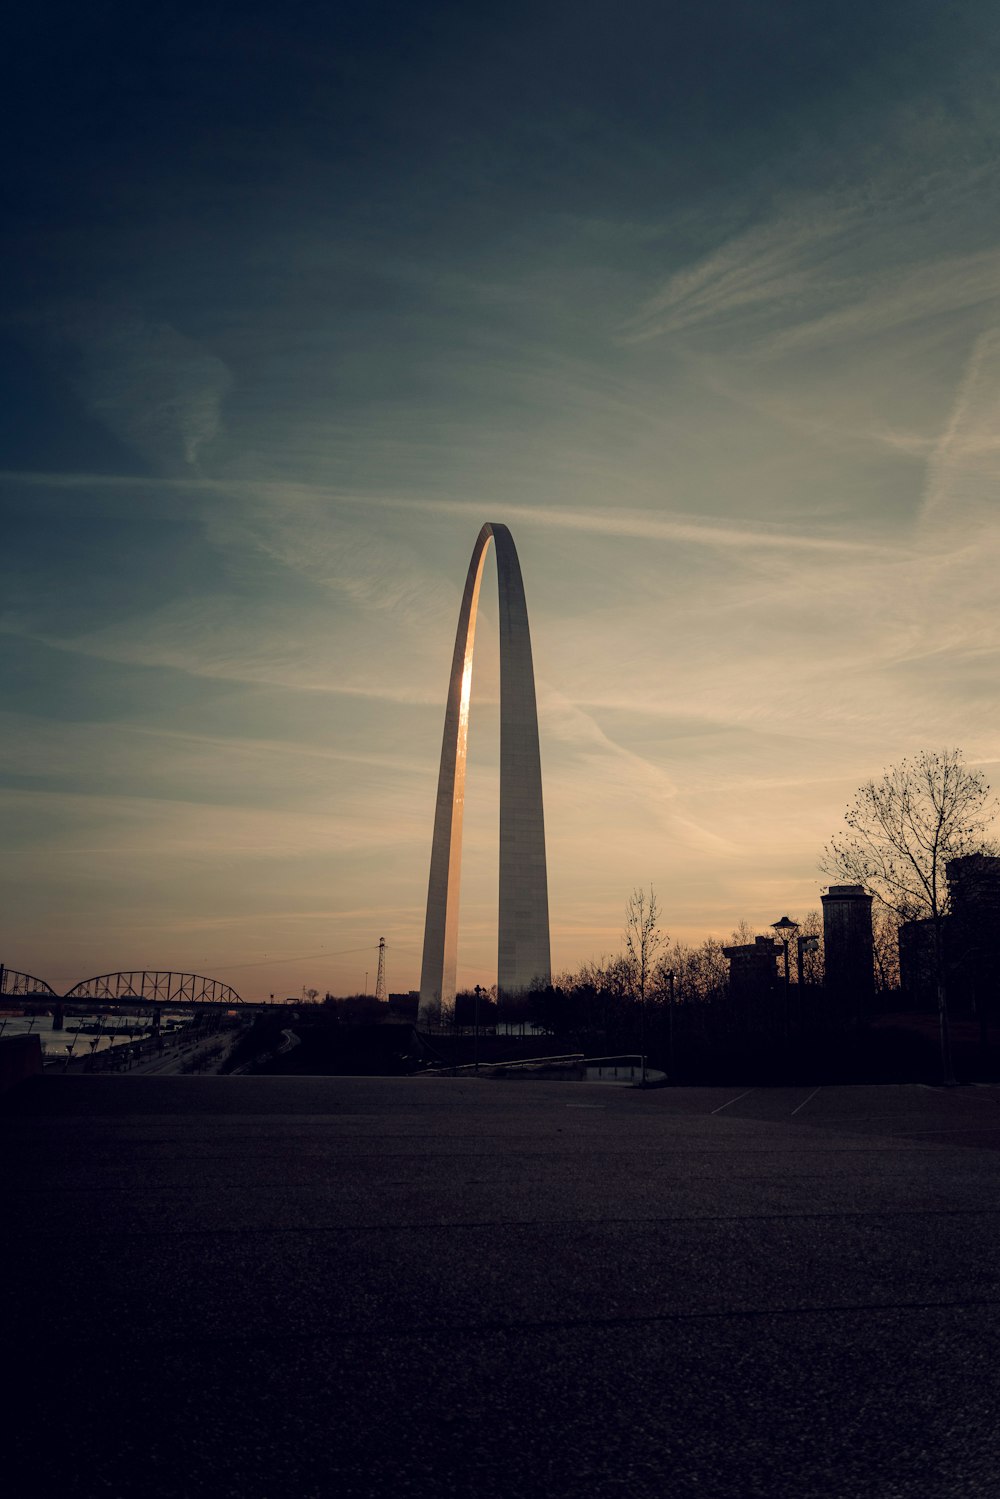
429, 1051, 663, 1085
431, 1051, 585, 1075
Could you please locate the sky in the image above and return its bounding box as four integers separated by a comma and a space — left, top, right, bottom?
3, 1, 1000, 1000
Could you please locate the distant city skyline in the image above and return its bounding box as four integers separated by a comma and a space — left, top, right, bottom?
3, 3, 999, 999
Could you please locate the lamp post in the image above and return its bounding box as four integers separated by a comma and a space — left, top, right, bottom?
639, 991, 646, 1086
664, 968, 676, 1081
797, 933, 819, 988
771, 916, 800, 1041
796, 933, 820, 1036
771, 916, 799, 983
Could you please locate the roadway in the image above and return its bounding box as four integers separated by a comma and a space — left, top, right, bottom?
4, 1076, 1000, 1497
127, 1023, 249, 1076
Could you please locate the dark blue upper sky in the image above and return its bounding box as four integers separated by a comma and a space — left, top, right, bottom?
6, 2, 992, 286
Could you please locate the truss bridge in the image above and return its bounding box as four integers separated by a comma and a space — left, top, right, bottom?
1, 967, 252, 1015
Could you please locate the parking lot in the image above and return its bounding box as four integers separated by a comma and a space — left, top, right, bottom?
5, 1075, 1000, 1497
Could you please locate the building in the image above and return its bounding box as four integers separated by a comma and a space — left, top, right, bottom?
722, 936, 779, 1001
898, 919, 938, 1010
896, 855, 1000, 1018
387, 992, 420, 1021
821, 884, 874, 1022
945, 854, 1000, 1024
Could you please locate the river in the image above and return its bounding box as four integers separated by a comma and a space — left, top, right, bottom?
0, 1011, 191, 1062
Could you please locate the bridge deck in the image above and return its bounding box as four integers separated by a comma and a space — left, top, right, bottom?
4, 1076, 1000, 1498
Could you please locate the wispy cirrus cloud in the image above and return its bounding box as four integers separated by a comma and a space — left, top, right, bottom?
0, 610, 443, 704
772, 248, 1000, 355
623, 198, 864, 344
0, 469, 889, 556
920, 323, 1000, 533
624, 170, 1000, 354
30, 305, 232, 470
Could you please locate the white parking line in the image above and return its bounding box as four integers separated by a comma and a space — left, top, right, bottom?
710, 1089, 754, 1115
790, 1086, 822, 1117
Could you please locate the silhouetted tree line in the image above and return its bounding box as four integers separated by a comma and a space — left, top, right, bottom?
509, 950, 928, 1085
823, 748, 999, 1082
509, 750, 999, 1082
322, 992, 392, 1023
485, 879, 933, 1082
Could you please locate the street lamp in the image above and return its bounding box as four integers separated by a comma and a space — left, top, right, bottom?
771, 916, 800, 984
795, 932, 821, 1036
796, 934, 819, 988
771, 916, 800, 1038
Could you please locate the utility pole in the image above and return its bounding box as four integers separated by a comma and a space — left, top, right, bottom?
665, 968, 675, 1080
374, 938, 387, 1004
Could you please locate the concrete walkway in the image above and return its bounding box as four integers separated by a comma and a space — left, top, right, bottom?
4, 1076, 1000, 1498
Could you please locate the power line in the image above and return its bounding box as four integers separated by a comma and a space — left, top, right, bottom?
221, 944, 377, 971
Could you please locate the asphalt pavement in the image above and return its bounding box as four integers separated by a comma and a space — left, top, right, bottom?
4, 1075, 1000, 1498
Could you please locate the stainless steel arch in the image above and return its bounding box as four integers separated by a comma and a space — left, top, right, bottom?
418, 523, 551, 1024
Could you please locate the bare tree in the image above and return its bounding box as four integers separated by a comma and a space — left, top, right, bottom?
657, 936, 728, 1003
729, 918, 765, 946
579, 954, 633, 1000
871, 904, 902, 995
822, 748, 996, 1082
798, 910, 824, 987
624, 886, 665, 1083
623, 886, 665, 1007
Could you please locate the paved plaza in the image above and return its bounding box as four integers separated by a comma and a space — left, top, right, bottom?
5, 1075, 1000, 1497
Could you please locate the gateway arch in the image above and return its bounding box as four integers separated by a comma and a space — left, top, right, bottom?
418, 523, 551, 1024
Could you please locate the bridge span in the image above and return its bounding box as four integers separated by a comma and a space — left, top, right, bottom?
0, 966, 273, 1021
